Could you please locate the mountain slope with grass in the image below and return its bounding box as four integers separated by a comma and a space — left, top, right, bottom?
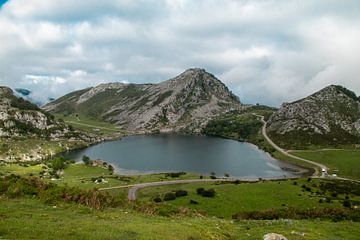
0, 86, 99, 162
0, 86, 72, 138
267, 85, 360, 149
43, 68, 242, 133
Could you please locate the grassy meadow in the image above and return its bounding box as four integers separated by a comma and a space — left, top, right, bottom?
0, 197, 359, 240
291, 149, 360, 179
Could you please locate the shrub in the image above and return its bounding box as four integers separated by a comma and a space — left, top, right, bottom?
201, 189, 216, 198
175, 190, 188, 197
82, 155, 91, 165
210, 175, 217, 179
0, 175, 119, 209
196, 188, 205, 195
190, 199, 199, 204
331, 192, 338, 198
163, 192, 176, 201
343, 200, 352, 208
232, 207, 360, 221
108, 164, 114, 172
49, 157, 67, 171
153, 197, 162, 203
165, 172, 186, 178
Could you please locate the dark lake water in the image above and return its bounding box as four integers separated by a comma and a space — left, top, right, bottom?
63, 135, 301, 179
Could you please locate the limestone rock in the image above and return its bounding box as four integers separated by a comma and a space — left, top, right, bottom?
263, 233, 288, 240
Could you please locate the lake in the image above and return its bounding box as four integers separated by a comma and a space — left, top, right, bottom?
63, 134, 303, 178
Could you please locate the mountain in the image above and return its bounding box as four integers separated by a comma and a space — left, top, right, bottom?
267, 85, 360, 148
43, 68, 242, 133
0, 86, 72, 138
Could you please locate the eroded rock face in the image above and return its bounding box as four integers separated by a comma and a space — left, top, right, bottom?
267, 85, 360, 146
43, 68, 242, 133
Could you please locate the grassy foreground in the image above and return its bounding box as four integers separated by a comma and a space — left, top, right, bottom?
0, 197, 359, 240
135, 179, 359, 219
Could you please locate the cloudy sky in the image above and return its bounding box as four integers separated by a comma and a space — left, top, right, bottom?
0, 0, 360, 106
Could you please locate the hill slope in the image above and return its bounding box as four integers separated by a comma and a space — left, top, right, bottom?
43, 68, 241, 133
267, 85, 360, 148
0, 86, 71, 138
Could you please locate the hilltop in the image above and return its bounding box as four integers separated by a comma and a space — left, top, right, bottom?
43, 68, 242, 133
267, 85, 360, 148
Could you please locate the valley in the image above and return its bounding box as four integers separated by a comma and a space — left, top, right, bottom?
1, 69, 360, 239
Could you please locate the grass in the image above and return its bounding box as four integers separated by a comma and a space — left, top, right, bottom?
0, 138, 88, 162
0, 162, 44, 176
0, 162, 206, 191
0, 197, 359, 240
54, 113, 122, 135
136, 179, 350, 219
291, 150, 360, 179
54, 164, 205, 190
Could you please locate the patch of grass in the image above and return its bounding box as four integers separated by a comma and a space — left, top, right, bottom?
291, 150, 360, 179
137, 179, 354, 219
0, 198, 360, 239
0, 163, 44, 176
55, 113, 121, 135
0, 138, 88, 162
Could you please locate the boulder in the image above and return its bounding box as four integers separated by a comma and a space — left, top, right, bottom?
263, 233, 288, 240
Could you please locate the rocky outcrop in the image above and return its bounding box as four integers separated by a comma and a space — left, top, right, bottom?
0, 86, 70, 138
267, 85, 360, 147
43, 68, 242, 133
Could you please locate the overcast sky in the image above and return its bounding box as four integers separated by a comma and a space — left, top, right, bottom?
1, 0, 360, 106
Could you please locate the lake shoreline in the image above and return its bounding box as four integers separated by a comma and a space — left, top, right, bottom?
61, 134, 309, 179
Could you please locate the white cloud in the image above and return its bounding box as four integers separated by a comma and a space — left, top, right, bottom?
0, 0, 360, 106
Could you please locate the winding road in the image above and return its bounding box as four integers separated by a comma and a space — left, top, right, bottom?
99, 177, 294, 201
252, 114, 328, 177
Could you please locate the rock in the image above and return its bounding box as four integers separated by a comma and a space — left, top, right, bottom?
263, 233, 288, 240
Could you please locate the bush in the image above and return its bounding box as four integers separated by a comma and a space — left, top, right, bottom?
163, 192, 176, 201
175, 190, 188, 197
343, 200, 352, 208
210, 175, 217, 179
196, 188, 205, 195
0, 175, 119, 209
82, 155, 91, 165
49, 157, 67, 171
165, 172, 186, 178
153, 197, 162, 203
190, 199, 199, 204
331, 192, 338, 198
232, 207, 360, 221
201, 189, 216, 198
108, 164, 114, 172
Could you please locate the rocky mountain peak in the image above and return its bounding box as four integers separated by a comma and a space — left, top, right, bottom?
44, 68, 242, 133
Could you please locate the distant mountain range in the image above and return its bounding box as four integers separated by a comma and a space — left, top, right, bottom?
2, 68, 360, 148
43, 68, 242, 133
